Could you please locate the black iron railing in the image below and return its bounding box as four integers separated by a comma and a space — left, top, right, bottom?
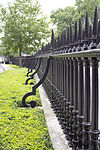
12, 7, 100, 150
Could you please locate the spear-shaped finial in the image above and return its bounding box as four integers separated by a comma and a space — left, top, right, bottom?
62, 31, 65, 46
64, 29, 67, 45
61, 31, 64, 46
75, 21, 78, 42
78, 18, 82, 41
89, 25, 92, 38
88, 25, 92, 45
57, 35, 60, 48
54, 39, 57, 48
70, 24, 72, 43
93, 7, 98, 36
51, 29, 55, 48
85, 12, 89, 39
98, 20, 100, 35
67, 27, 69, 44
97, 20, 100, 45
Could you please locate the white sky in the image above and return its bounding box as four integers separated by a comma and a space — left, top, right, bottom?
39, 0, 75, 16
0, 0, 75, 16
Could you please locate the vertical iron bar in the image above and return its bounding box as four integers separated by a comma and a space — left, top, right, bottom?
83, 58, 91, 149
77, 58, 84, 149
90, 57, 100, 150
72, 58, 78, 149
66, 58, 70, 140
69, 58, 74, 147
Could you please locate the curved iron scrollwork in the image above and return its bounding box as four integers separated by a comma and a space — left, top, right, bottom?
26, 58, 38, 77
25, 58, 42, 85
26, 69, 32, 77
22, 57, 51, 108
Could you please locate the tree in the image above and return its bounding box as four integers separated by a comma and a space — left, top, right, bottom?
50, 6, 77, 36
75, 0, 100, 23
50, 0, 100, 37
0, 0, 50, 67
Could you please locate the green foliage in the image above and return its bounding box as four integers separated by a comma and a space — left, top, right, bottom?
8, 64, 19, 69
0, 68, 41, 107
50, 6, 77, 35
0, 0, 50, 58
50, 0, 100, 36
75, 0, 100, 23
0, 67, 54, 149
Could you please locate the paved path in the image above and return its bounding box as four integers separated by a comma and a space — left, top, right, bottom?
0, 64, 5, 73
0, 63, 14, 73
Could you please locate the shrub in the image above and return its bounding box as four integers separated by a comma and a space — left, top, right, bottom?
0, 67, 54, 149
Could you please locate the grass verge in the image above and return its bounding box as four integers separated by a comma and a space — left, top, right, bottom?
0, 65, 54, 150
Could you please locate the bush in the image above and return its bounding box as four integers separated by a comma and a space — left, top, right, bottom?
0, 67, 54, 149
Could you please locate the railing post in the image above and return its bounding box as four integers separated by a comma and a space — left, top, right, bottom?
77, 58, 84, 149
72, 58, 78, 149
69, 58, 74, 147
66, 58, 70, 140
90, 57, 100, 150
83, 58, 91, 149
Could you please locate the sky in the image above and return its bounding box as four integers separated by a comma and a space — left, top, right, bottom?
39, 0, 75, 16
0, 0, 75, 16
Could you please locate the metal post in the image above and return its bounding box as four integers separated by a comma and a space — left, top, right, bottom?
66, 58, 70, 140
90, 57, 100, 150
77, 58, 84, 149
83, 58, 91, 149
68, 58, 74, 147
72, 58, 78, 149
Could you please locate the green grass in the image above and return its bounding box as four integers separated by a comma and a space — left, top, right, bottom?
8, 64, 19, 69
0, 65, 54, 150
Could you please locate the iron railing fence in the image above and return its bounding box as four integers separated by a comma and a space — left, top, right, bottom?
12, 7, 100, 150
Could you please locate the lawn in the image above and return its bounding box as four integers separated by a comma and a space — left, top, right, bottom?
0, 65, 54, 150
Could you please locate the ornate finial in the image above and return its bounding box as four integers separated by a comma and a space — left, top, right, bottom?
93, 7, 98, 37
57, 35, 60, 48
60, 31, 64, 46
89, 7, 98, 49
97, 20, 100, 47
98, 20, 100, 35
54, 39, 57, 49
78, 18, 82, 41
77, 18, 82, 51
70, 24, 72, 44
82, 12, 89, 50
51, 29, 55, 48
85, 12, 89, 39
64, 29, 67, 45
75, 21, 78, 42
67, 28, 70, 44
89, 25, 92, 39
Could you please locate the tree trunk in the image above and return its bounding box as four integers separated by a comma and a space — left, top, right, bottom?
19, 48, 22, 67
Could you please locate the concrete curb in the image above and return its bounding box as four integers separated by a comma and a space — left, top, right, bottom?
35, 74, 71, 150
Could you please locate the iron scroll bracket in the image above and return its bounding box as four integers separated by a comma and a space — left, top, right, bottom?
22, 57, 51, 108
26, 58, 38, 77
25, 58, 42, 85
26, 69, 32, 77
